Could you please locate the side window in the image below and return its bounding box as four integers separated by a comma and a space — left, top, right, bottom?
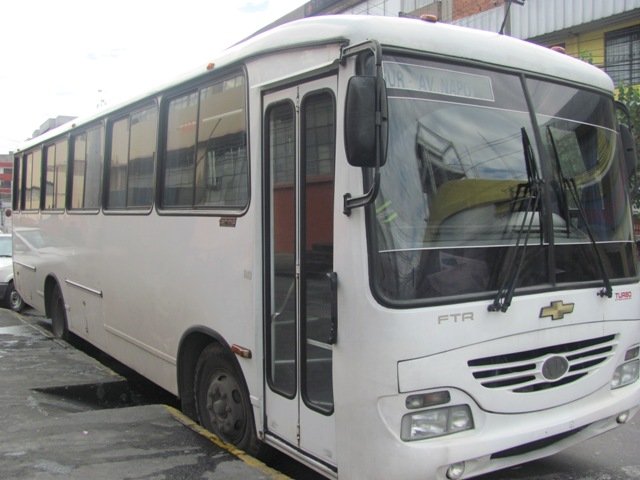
12, 154, 21, 211
71, 125, 104, 210
161, 72, 248, 210
23, 150, 42, 210
106, 104, 158, 210
163, 92, 197, 207
44, 139, 68, 210
128, 108, 157, 207
107, 117, 130, 208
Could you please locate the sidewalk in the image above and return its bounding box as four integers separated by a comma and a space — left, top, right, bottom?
0, 309, 288, 480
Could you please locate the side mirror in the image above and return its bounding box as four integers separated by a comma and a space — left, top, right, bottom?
344, 76, 387, 168
4, 208, 11, 218
620, 124, 637, 177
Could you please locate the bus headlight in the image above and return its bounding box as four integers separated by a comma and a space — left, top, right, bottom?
611, 359, 640, 389
401, 405, 474, 441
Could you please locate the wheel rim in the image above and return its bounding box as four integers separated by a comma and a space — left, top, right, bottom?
9, 290, 22, 310
204, 371, 246, 443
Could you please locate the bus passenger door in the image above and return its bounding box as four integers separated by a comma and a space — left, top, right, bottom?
264, 77, 337, 467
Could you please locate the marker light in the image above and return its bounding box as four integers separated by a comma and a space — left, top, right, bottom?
405, 390, 450, 409
420, 14, 437, 23
401, 405, 473, 441
625, 345, 639, 361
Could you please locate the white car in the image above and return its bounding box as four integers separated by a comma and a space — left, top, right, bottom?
0, 233, 25, 312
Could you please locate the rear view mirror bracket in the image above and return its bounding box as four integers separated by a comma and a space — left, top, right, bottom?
341, 40, 388, 216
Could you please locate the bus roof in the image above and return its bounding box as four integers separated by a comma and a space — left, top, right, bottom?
17, 15, 613, 151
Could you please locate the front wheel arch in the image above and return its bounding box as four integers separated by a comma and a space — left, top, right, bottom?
177, 329, 262, 455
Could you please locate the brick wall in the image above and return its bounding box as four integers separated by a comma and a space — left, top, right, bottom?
453, 0, 503, 20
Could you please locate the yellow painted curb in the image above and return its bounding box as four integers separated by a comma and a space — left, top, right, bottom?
164, 405, 291, 480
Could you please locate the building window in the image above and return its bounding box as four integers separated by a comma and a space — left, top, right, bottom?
402, 0, 437, 12
343, 0, 392, 16
605, 25, 640, 86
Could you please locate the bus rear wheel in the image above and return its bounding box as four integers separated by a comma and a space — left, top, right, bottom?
194, 344, 260, 454
50, 285, 69, 340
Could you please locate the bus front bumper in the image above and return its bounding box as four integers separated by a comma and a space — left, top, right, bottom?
375, 381, 640, 479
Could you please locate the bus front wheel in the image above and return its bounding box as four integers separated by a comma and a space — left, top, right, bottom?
194, 343, 260, 454
50, 285, 69, 340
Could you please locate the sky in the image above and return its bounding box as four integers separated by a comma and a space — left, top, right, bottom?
0, 0, 308, 153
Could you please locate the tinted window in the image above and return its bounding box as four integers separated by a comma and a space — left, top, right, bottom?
44, 139, 68, 210
12, 155, 21, 211
163, 92, 197, 207
23, 150, 42, 210
106, 104, 157, 210
162, 72, 248, 210
71, 125, 104, 210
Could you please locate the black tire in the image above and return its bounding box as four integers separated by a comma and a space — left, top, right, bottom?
50, 284, 69, 340
194, 343, 261, 455
6, 281, 24, 312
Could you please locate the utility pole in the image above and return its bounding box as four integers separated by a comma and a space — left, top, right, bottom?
500, 0, 525, 36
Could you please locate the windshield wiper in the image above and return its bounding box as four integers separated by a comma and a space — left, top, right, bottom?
489, 128, 542, 313
547, 127, 612, 298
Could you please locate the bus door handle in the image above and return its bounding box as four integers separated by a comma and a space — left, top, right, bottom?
326, 271, 338, 345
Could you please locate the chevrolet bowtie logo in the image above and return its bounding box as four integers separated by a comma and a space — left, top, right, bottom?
540, 301, 575, 320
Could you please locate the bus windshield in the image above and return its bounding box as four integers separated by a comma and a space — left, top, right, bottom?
371, 56, 635, 304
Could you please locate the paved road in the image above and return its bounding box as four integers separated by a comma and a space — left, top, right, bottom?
475, 414, 640, 480
0, 308, 285, 480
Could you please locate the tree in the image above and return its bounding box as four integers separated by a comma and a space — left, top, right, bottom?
617, 84, 640, 150
616, 85, 640, 211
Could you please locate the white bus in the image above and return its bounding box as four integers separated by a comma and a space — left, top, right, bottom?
10, 15, 640, 480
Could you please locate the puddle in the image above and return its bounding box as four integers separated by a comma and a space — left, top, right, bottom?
33, 380, 151, 410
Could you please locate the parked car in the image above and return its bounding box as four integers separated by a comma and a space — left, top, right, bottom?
0, 233, 25, 312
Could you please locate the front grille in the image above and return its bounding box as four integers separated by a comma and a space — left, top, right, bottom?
468, 335, 617, 393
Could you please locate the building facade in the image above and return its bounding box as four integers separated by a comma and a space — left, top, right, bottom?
265, 0, 640, 89
0, 154, 13, 206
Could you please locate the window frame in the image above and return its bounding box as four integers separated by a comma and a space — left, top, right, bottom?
21, 148, 43, 212
157, 68, 250, 216
43, 137, 69, 212
12, 153, 21, 211
69, 123, 105, 213
103, 101, 159, 214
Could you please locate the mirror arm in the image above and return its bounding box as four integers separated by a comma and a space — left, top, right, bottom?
343, 169, 380, 215
341, 39, 384, 216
